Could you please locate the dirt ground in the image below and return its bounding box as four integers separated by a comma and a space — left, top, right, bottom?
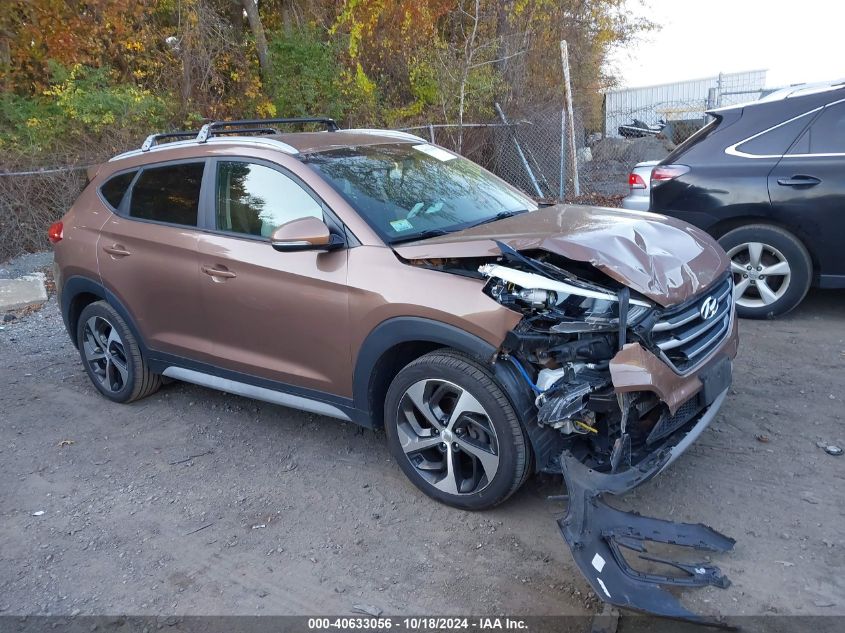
0, 255, 843, 629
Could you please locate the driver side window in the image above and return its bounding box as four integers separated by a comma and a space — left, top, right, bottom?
215, 161, 323, 237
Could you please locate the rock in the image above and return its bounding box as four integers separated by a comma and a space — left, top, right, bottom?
351, 604, 382, 617
0, 273, 48, 311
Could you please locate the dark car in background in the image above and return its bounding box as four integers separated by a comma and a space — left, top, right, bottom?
650, 81, 845, 318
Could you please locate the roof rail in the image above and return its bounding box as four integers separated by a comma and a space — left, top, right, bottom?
141, 130, 199, 152
197, 117, 338, 143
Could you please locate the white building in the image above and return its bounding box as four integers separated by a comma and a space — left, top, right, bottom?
604, 70, 768, 137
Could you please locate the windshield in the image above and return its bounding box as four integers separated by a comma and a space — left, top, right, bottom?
302, 143, 537, 244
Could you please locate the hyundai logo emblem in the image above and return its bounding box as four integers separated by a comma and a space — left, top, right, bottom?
700, 296, 719, 320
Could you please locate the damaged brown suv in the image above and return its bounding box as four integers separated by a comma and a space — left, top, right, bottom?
53, 118, 738, 621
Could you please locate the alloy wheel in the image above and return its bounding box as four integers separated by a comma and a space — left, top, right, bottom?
726, 241, 792, 308
396, 379, 500, 495
82, 316, 129, 393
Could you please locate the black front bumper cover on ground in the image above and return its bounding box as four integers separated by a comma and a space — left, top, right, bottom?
556, 389, 735, 626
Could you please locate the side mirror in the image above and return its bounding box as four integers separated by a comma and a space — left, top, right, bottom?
270, 217, 345, 252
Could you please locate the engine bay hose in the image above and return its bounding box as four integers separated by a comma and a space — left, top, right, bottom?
506, 355, 545, 394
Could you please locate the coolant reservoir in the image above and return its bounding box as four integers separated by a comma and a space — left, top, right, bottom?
536, 367, 568, 392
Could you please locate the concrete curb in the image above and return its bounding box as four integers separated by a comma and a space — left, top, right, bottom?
0, 272, 48, 312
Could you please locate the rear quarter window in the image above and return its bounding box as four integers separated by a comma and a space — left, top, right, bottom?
734, 114, 813, 157
128, 162, 205, 227
99, 170, 137, 210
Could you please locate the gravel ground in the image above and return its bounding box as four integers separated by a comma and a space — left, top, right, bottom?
0, 252, 53, 280
0, 252, 843, 629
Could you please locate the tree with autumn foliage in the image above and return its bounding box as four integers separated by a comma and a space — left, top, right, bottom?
0, 0, 652, 161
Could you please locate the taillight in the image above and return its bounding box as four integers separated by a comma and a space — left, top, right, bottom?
628, 173, 647, 190
651, 164, 690, 185
48, 221, 63, 244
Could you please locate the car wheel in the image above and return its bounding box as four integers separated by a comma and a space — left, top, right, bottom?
76, 301, 161, 403
719, 224, 812, 319
384, 349, 530, 510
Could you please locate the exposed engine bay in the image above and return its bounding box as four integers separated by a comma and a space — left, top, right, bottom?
409, 240, 738, 625
477, 241, 721, 477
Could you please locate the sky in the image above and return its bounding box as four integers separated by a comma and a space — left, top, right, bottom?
607, 0, 845, 89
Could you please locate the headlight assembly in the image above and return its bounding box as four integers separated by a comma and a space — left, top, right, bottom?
479, 263, 651, 331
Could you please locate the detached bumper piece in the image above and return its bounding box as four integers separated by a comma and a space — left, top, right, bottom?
557, 450, 735, 625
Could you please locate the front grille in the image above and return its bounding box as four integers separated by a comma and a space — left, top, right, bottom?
649, 276, 733, 374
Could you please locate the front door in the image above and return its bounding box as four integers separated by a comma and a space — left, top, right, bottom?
768, 100, 845, 283
197, 158, 351, 397
98, 160, 212, 361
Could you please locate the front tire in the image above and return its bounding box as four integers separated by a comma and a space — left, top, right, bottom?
76, 301, 161, 403
719, 224, 812, 319
384, 350, 530, 510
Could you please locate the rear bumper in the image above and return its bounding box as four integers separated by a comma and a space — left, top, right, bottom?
557, 387, 734, 624
620, 193, 650, 211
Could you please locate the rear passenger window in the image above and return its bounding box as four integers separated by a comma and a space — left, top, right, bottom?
100, 170, 136, 209
129, 162, 204, 227
215, 161, 322, 237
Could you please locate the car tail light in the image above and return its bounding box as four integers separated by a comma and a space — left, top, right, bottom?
48, 221, 63, 244
651, 164, 690, 185
628, 173, 647, 190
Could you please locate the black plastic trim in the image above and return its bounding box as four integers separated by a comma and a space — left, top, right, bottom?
819, 273, 845, 289
353, 317, 496, 412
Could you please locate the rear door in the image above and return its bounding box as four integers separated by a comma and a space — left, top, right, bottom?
197, 157, 351, 396
98, 160, 212, 361
769, 100, 845, 283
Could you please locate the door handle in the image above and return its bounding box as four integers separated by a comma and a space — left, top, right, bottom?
201, 265, 237, 279
103, 244, 131, 257
777, 175, 821, 187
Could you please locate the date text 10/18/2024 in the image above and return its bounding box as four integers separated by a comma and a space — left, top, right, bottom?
308, 617, 529, 630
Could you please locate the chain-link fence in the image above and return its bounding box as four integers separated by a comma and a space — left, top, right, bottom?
396, 103, 648, 206
0, 166, 88, 262
399, 78, 769, 204
397, 102, 571, 202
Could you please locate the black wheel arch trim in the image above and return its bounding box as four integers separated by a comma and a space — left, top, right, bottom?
353, 316, 563, 471
61, 275, 146, 352
353, 317, 497, 415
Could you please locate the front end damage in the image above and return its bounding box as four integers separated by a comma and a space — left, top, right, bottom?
478, 242, 739, 623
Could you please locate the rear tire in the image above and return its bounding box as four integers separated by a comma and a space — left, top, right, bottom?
76, 301, 161, 403
719, 224, 812, 319
384, 350, 530, 510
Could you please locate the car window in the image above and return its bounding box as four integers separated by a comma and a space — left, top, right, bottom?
129, 162, 204, 227
100, 170, 137, 210
302, 143, 537, 244
215, 161, 323, 238
804, 102, 845, 154
735, 114, 811, 156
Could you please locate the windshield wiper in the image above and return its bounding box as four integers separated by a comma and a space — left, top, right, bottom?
389, 209, 530, 245
466, 209, 530, 229
389, 228, 450, 245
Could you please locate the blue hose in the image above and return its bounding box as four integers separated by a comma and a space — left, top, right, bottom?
506, 356, 544, 394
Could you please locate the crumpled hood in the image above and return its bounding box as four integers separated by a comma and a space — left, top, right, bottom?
392, 204, 729, 307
